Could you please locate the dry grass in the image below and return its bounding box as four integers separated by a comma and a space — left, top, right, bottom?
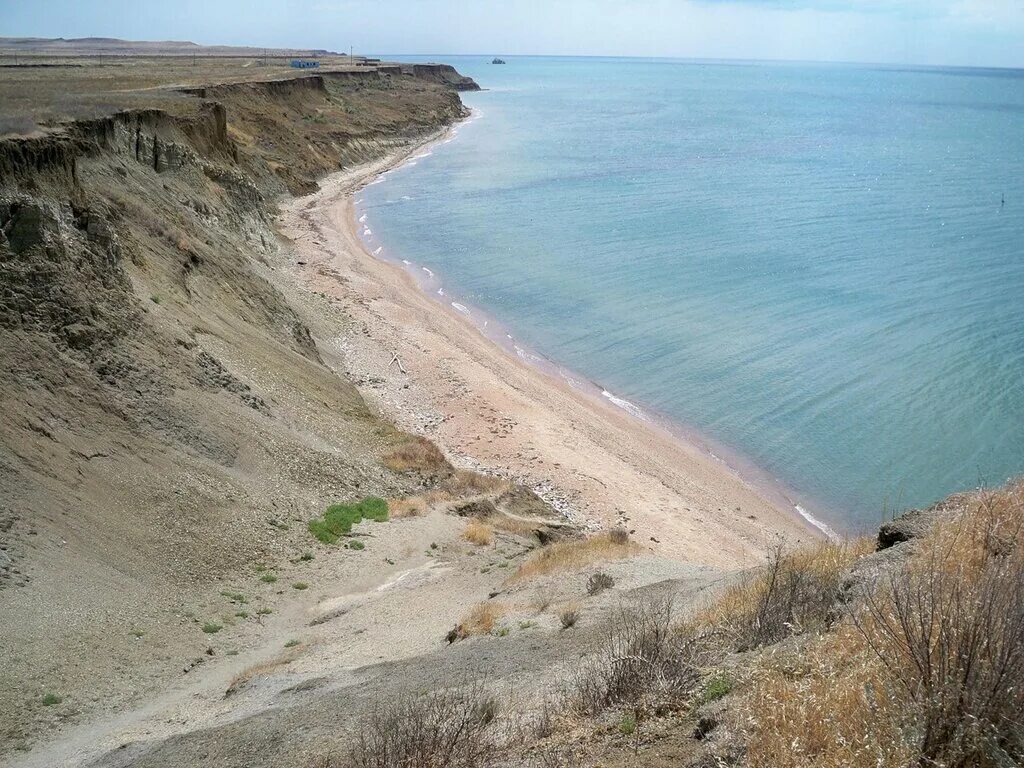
508, 531, 639, 583
697, 538, 873, 651
743, 628, 912, 767
741, 481, 1024, 768
388, 496, 428, 519
381, 436, 449, 474
224, 653, 297, 697
446, 469, 513, 497
452, 602, 508, 639
463, 520, 495, 546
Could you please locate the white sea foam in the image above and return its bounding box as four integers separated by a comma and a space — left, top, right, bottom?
401, 195, 413, 201
451, 302, 470, 315
601, 390, 649, 421
794, 505, 840, 540
373, 247, 383, 256
438, 288, 445, 296
358, 214, 367, 223
401, 259, 411, 265
354, 198, 363, 204
422, 267, 434, 278
363, 228, 372, 236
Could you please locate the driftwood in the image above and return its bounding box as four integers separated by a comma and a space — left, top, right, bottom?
388, 352, 407, 374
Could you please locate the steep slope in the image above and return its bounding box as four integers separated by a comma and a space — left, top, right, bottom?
0, 65, 481, 755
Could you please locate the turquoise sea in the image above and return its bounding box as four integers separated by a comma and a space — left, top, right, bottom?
359, 56, 1024, 532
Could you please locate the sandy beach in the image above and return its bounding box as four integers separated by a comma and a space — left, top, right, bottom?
276, 129, 822, 570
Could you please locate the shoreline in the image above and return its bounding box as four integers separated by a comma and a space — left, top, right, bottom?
277, 120, 826, 569
353, 109, 841, 540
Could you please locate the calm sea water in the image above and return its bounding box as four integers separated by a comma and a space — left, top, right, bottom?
360, 56, 1024, 532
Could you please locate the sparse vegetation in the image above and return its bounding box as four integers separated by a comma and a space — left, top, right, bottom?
202, 622, 223, 634
292, 582, 309, 590
346, 539, 365, 551
284, 639, 300, 648
308, 497, 389, 545
259, 572, 278, 584
41, 693, 62, 706
510, 531, 638, 583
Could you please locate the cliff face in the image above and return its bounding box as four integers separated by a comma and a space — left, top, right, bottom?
0, 65, 471, 753
406, 63, 483, 91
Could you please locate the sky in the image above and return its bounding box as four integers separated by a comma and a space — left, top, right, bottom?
3, 0, 1024, 69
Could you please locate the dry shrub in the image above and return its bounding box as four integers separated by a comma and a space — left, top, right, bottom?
609, 528, 629, 546
568, 597, 711, 716
855, 496, 1024, 766
452, 602, 507, 640
382, 436, 449, 474
344, 683, 500, 768
699, 539, 872, 651
463, 520, 494, 546
509, 531, 638, 583
586, 572, 615, 596
558, 604, 580, 629
743, 482, 1024, 768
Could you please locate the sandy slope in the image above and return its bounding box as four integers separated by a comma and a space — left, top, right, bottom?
276, 134, 821, 571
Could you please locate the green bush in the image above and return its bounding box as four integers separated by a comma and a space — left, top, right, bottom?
619, 711, 637, 735
202, 622, 223, 634
308, 497, 388, 545
701, 672, 734, 703
41, 693, 62, 706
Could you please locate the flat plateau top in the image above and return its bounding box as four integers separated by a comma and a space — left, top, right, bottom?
0, 52, 397, 137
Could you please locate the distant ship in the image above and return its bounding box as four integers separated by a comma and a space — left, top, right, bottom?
491, 57, 506, 64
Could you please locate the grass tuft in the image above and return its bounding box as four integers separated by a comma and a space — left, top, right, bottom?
463, 519, 494, 546
451, 602, 507, 641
